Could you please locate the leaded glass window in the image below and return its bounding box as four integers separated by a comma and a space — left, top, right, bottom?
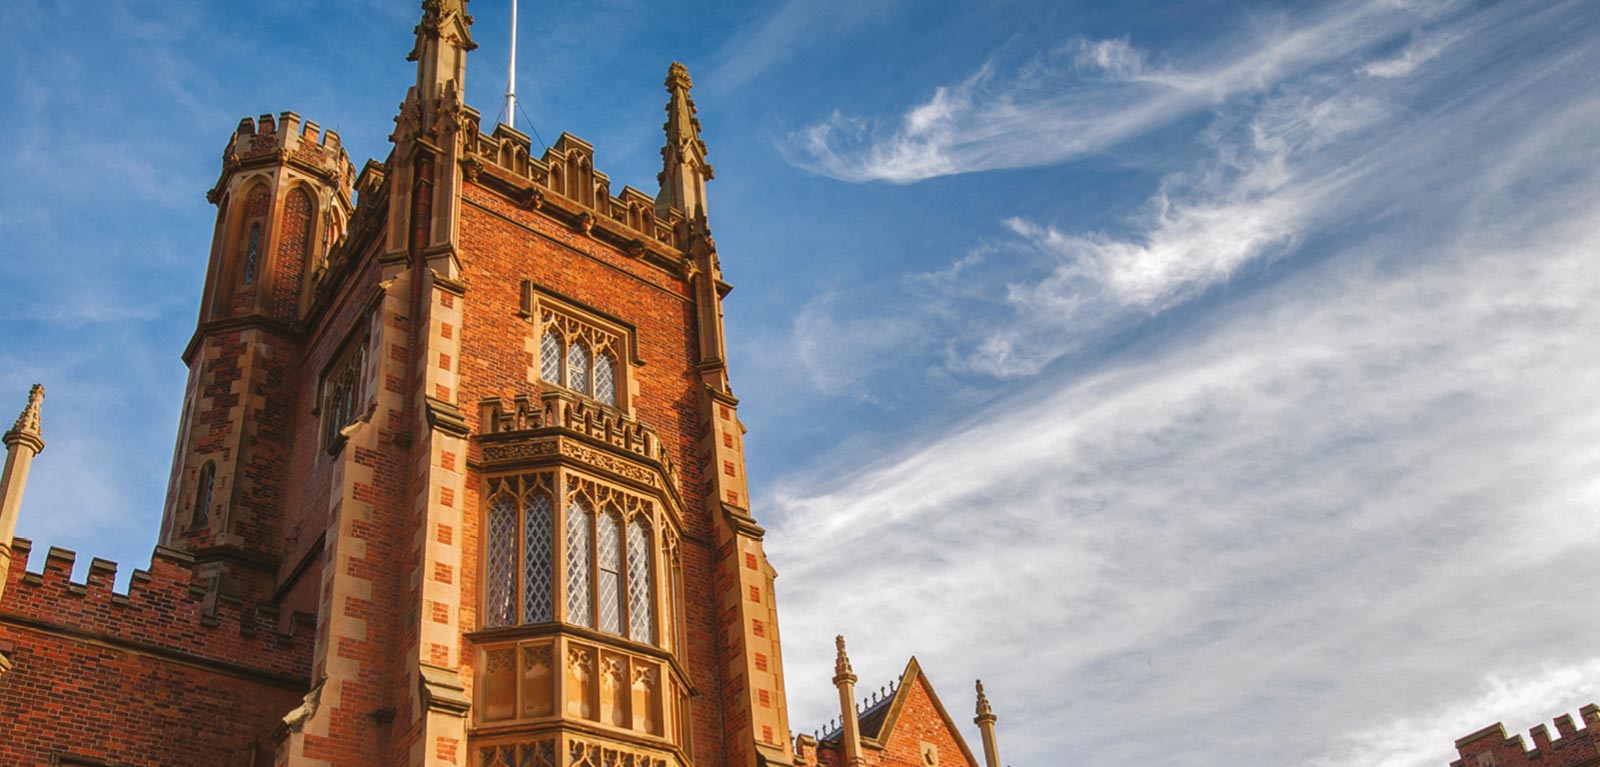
533, 301, 624, 408
566, 500, 593, 628
597, 510, 623, 635
540, 330, 562, 384
244, 225, 260, 285
594, 353, 616, 405
321, 330, 367, 453
486, 494, 517, 627
522, 493, 554, 623
568, 342, 590, 397
627, 518, 654, 644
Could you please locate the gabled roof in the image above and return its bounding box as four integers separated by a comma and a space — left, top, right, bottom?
819, 656, 982, 767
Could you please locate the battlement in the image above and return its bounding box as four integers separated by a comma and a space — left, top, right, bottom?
1452, 704, 1600, 767
217, 110, 356, 197
477, 389, 682, 491
2, 537, 313, 681
460, 116, 689, 253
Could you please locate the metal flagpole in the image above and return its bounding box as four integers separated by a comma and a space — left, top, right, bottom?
505, 0, 518, 130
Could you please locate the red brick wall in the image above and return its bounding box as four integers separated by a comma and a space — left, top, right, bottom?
271, 186, 314, 323
0, 542, 312, 767
455, 178, 726, 766
809, 674, 980, 767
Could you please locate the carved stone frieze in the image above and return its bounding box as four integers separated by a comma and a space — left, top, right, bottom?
559, 441, 658, 489
477, 739, 556, 767
482, 438, 559, 462
565, 738, 667, 767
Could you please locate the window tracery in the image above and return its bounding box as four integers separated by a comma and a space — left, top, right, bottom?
482, 471, 659, 646
484, 473, 556, 629
534, 304, 623, 408
564, 476, 656, 643
320, 328, 368, 453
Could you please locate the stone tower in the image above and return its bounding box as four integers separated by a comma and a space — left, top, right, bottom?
158, 0, 797, 764
158, 106, 355, 601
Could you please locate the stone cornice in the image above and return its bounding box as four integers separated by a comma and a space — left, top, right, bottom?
182, 315, 304, 365
418, 662, 471, 717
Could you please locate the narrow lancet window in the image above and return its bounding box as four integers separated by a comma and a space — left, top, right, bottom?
244, 225, 260, 285
597, 510, 623, 635
540, 330, 563, 384
486, 494, 517, 628
568, 342, 590, 396
193, 462, 215, 529
595, 352, 617, 406
566, 500, 593, 627
627, 517, 654, 644
523, 493, 554, 623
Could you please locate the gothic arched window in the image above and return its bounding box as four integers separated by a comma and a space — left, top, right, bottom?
626, 517, 655, 644
522, 493, 554, 623
565, 498, 593, 627
483, 475, 556, 629
193, 462, 215, 529
594, 353, 617, 405
535, 307, 624, 408
485, 494, 517, 627
596, 509, 623, 634
482, 474, 660, 647
320, 329, 367, 453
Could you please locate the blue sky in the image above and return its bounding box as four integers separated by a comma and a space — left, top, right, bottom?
3, 1, 1599, 765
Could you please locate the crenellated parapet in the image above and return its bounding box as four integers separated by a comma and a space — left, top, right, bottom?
1, 538, 314, 684
477, 390, 681, 500
1452, 705, 1600, 767
211, 111, 356, 203
459, 119, 690, 256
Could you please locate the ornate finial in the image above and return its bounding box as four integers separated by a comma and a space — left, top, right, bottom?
975, 679, 995, 720
4, 384, 44, 452
833, 635, 854, 681
666, 61, 693, 92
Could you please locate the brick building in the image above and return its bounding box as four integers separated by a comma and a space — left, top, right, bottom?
0, 3, 1005, 767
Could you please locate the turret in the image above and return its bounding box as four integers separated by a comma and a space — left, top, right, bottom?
975, 679, 1002, 767
0, 385, 44, 604
160, 111, 354, 598
200, 112, 355, 325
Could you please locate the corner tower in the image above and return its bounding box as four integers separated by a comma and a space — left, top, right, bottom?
159, 112, 354, 596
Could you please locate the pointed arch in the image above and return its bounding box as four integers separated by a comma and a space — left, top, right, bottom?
485, 492, 518, 628
566, 498, 593, 627
626, 516, 654, 644
596, 508, 624, 635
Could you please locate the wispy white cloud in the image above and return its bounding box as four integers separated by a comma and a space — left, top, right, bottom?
767, 3, 1600, 766
1361, 30, 1463, 78
1309, 660, 1600, 767
781, 0, 1458, 183
772, 184, 1600, 766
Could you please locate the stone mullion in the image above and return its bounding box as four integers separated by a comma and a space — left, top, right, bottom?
553, 469, 569, 624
